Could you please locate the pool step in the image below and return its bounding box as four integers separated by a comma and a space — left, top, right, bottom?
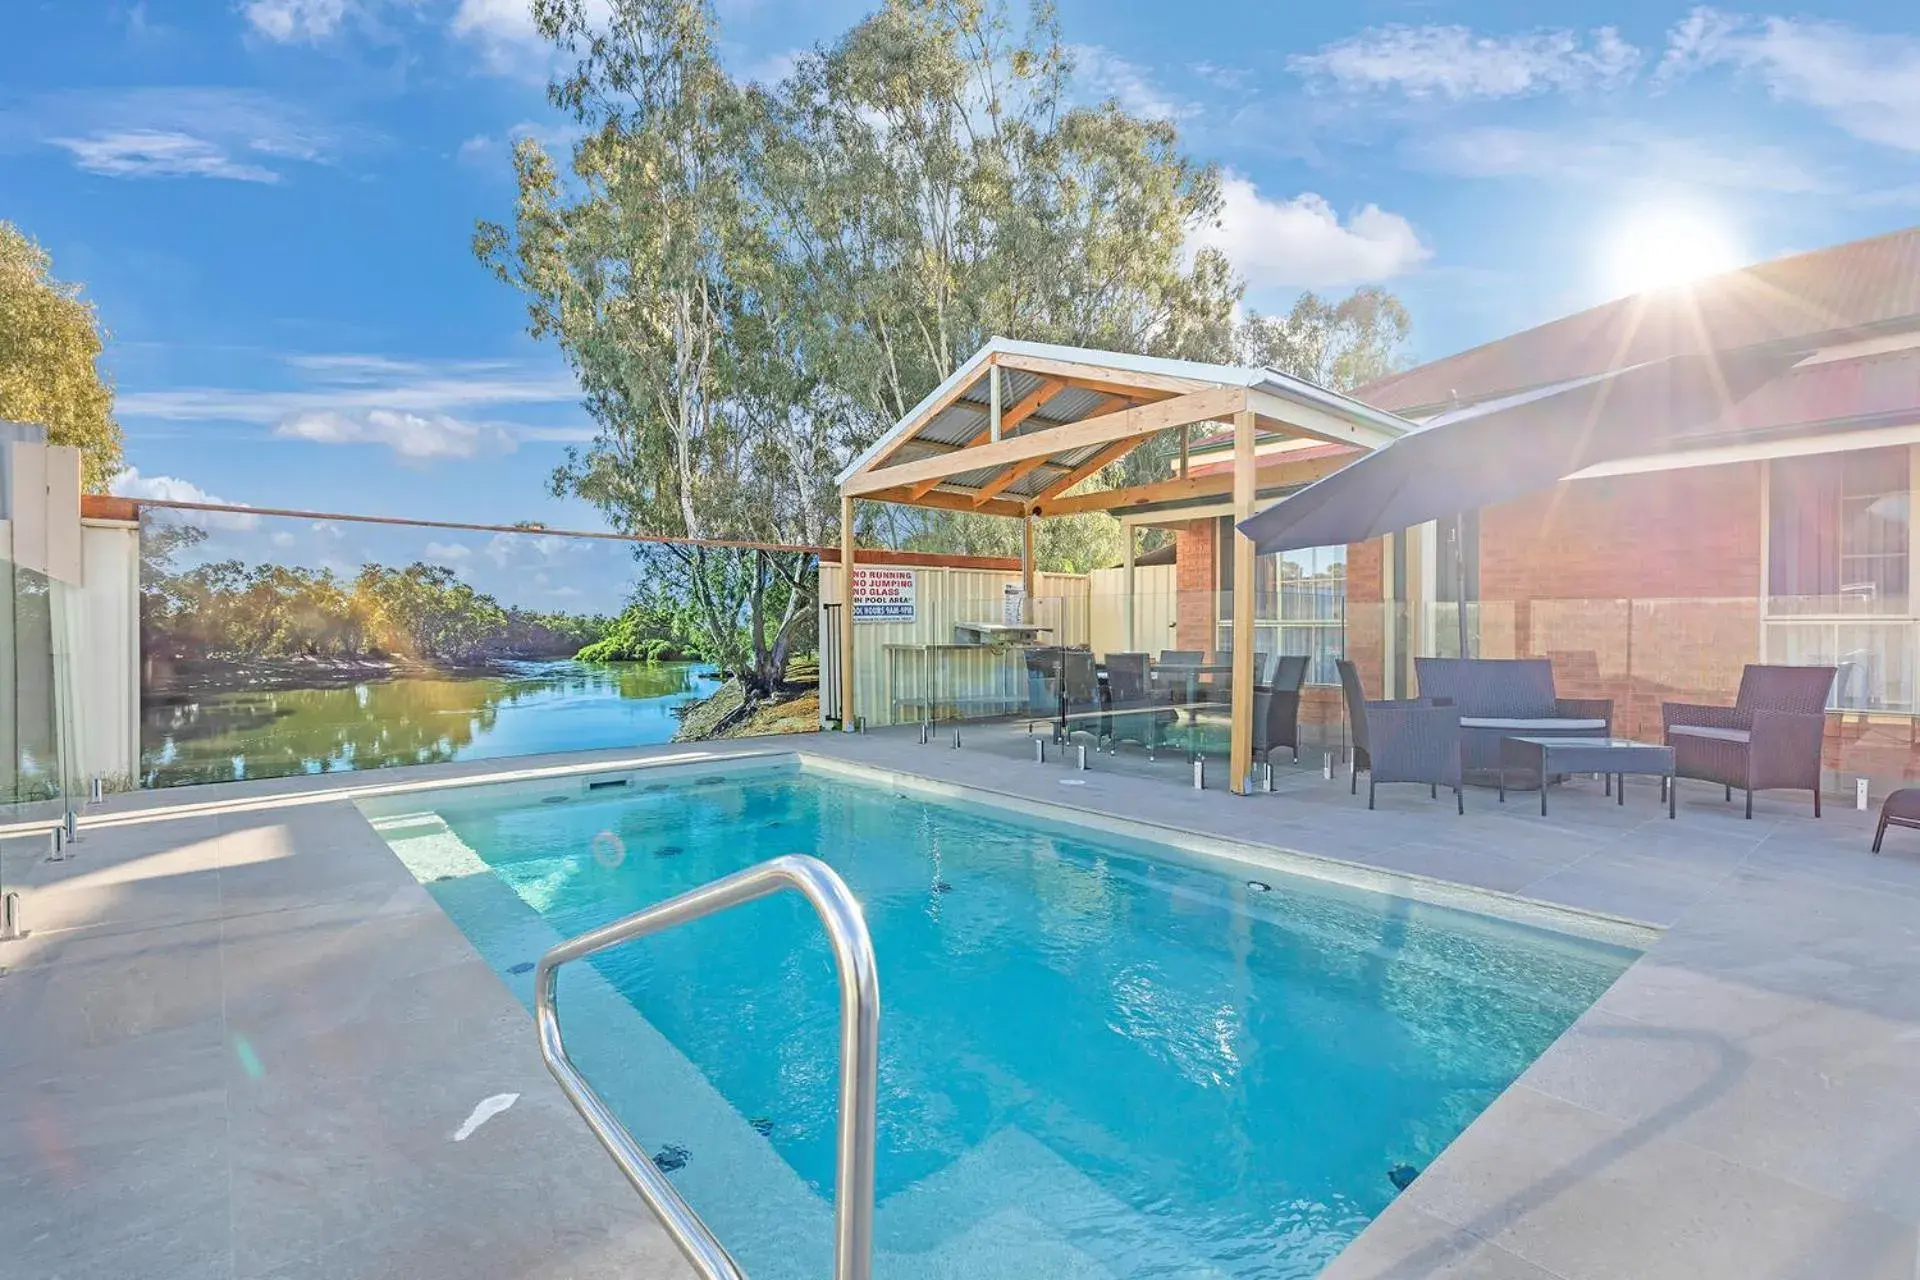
875, 1127, 1235, 1279
372, 811, 491, 883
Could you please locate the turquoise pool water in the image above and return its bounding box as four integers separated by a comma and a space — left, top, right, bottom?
370, 765, 1636, 1279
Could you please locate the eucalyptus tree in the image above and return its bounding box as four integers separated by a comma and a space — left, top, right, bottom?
754, 0, 1240, 517
475, 0, 825, 699
1234, 287, 1413, 392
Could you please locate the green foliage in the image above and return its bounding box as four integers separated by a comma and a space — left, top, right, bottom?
478, 0, 1413, 628
1235, 287, 1412, 392
576, 597, 686, 662
902, 508, 1120, 574
0, 221, 124, 491
140, 522, 611, 666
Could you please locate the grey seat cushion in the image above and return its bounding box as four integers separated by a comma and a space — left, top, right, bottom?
1461, 717, 1609, 732
1668, 725, 1752, 744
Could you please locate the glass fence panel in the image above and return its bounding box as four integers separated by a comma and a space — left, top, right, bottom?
0, 555, 64, 819
137, 505, 821, 789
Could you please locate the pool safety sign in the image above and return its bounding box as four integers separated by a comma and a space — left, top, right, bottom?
1002, 582, 1025, 625
852, 567, 917, 622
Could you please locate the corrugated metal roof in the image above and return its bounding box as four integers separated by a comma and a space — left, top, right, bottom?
1690, 346, 1920, 442
836, 336, 1414, 499
1359, 224, 1920, 415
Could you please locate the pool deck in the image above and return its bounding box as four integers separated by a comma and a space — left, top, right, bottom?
8, 728, 1920, 1278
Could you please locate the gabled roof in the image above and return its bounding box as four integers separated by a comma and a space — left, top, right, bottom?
837, 337, 1411, 510
1359, 224, 1920, 416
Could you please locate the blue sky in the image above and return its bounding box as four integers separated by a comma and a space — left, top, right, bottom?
10, 0, 1920, 551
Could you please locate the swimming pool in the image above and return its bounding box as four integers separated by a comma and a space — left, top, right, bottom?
364, 758, 1639, 1279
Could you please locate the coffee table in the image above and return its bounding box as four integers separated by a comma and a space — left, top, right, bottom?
1498, 736, 1676, 818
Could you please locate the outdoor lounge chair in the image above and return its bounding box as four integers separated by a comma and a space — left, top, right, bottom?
1056, 649, 1103, 746
1413, 657, 1612, 785
1663, 664, 1835, 818
1337, 660, 1464, 813
1102, 652, 1169, 755
1253, 654, 1310, 765
1024, 648, 1061, 733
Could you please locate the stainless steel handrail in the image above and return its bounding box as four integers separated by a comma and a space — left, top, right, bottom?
533, 854, 880, 1280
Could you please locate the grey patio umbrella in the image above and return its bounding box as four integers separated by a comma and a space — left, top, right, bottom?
1237, 345, 1805, 654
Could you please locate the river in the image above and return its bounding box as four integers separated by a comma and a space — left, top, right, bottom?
140, 659, 725, 789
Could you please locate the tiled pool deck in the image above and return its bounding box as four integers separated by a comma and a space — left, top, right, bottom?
6, 726, 1920, 1278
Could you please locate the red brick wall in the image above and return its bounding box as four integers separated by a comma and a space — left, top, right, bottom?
1344, 537, 1386, 692
1174, 521, 1215, 652
1480, 464, 1764, 601
1475, 464, 1765, 740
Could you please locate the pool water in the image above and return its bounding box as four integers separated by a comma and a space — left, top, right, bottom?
368, 765, 1636, 1279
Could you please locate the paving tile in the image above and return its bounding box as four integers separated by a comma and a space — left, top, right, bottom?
1321, 1204, 1563, 1280
0, 1082, 231, 1280
0, 918, 225, 1066
1518, 849, 1742, 926
1335, 839, 1575, 896
1403, 1085, 1917, 1280
227, 1004, 668, 1279
6, 819, 230, 934
1521, 1008, 1920, 1225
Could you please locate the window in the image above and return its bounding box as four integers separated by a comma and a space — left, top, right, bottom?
1214, 518, 1346, 683
1769, 448, 1910, 614
1765, 447, 1917, 712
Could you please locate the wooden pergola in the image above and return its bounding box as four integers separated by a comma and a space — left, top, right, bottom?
834, 338, 1410, 794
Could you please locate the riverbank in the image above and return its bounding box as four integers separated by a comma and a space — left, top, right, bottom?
141, 659, 721, 789
143, 651, 582, 697
673, 660, 821, 742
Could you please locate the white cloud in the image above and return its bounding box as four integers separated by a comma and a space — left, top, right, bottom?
1191, 62, 1253, 93
51, 129, 281, 183
13, 88, 340, 183
452, 0, 597, 78
109, 468, 259, 529
483, 530, 582, 569
1292, 24, 1641, 100
424, 540, 472, 563
1657, 9, 1920, 153
271, 530, 297, 548
456, 119, 586, 167
738, 48, 802, 88
243, 0, 352, 42
118, 354, 579, 427
1070, 44, 1196, 122
1193, 174, 1428, 289
275, 409, 513, 461
1417, 124, 1828, 194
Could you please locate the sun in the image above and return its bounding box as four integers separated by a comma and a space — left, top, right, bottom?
1603, 206, 1746, 298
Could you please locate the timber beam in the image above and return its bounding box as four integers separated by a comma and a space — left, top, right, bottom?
845, 386, 1247, 498
1032, 451, 1350, 517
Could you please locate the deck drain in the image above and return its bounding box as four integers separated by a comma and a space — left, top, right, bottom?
653, 1144, 690, 1172
1246, 880, 1272, 893
1387, 1164, 1420, 1191
508, 962, 535, 975
749, 1117, 775, 1137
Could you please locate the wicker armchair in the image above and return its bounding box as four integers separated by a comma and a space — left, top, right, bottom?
1337, 660, 1464, 813
1664, 664, 1835, 818
1253, 654, 1310, 765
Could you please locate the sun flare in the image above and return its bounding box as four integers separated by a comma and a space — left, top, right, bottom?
1603, 206, 1745, 298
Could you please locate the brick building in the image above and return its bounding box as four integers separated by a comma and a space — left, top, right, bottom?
1154, 225, 1920, 788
